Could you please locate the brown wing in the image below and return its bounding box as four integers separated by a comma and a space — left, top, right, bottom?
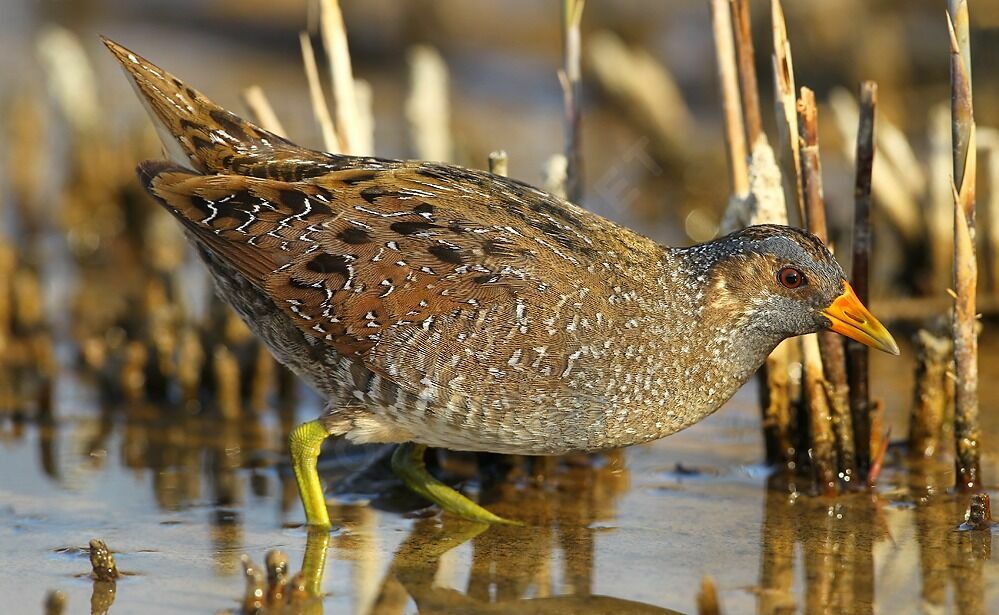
141, 160, 658, 403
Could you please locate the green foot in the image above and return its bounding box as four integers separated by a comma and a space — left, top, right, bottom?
391, 442, 522, 526
289, 420, 332, 528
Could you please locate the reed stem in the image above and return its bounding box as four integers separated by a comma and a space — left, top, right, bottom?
848, 81, 877, 478
948, 0, 980, 491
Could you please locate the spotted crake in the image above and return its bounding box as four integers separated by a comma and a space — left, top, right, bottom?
104, 37, 897, 526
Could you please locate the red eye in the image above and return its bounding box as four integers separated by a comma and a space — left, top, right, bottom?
778, 267, 806, 289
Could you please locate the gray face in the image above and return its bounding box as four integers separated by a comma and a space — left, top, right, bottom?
685, 225, 847, 340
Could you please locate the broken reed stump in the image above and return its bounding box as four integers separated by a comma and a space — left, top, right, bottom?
909, 330, 953, 458
697, 576, 722, 615
89, 539, 119, 582
848, 81, 877, 477
948, 0, 981, 492
488, 150, 509, 177
242, 554, 267, 612
798, 87, 855, 490
265, 550, 290, 604
959, 493, 994, 531
44, 590, 67, 615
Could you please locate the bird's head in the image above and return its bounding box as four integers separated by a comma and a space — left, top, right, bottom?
684, 224, 898, 355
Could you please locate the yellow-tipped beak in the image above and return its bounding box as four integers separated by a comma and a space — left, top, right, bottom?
820, 282, 899, 355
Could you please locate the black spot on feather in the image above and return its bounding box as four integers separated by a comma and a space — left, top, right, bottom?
390, 220, 438, 236
428, 244, 463, 265
340, 171, 377, 186
306, 253, 351, 275
360, 186, 398, 204
188, 195, 212, 217
338, 227, 372, 244
279, 190, 309, 215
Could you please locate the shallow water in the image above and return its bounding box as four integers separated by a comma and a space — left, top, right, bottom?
1, 346, 997, 613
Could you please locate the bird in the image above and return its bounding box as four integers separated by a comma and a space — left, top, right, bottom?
103, 37, 898, 528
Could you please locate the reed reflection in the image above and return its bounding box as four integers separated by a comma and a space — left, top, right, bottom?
757, 469, 989, 615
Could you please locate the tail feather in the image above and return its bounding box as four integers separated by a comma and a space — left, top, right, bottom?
102, 36, 341, 180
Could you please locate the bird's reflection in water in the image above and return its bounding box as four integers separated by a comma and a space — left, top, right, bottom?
362, 516, 683, 615
277, 449, 682, 615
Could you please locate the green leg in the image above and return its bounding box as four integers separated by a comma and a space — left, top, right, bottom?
390, 442, 522, 526
289, 420, 332, 529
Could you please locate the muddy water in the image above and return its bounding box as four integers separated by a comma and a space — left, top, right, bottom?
1, 342, 997, 613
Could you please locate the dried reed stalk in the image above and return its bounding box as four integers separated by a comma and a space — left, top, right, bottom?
828, 89, 922, 248
711, 0, 749, 198
760, 351, 793, 465
560, 0, 585, 204
241, 86, 287, 137
802, 334, 837, 495
731, 0, 762, 145
771, 0, 804, 223
544, 154, 569, 200
213, 345, 241, 421
718, 0, 793, 465
351, 79, 375, 158
798, 88, 849, 491
586, 31, 692, 168
948, 0, 980, 491
36, 27, 99, 136
929, 104, 955, 292
319, 0, 362, 154
299, 32, 340, 153
405, 45, 452, 162
848, 81, 876, 477
720, 0, 788, 232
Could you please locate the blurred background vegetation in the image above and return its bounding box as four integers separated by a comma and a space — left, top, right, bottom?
5, 0, 999, 259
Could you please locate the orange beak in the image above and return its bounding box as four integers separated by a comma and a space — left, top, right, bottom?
820, 282, 899, 355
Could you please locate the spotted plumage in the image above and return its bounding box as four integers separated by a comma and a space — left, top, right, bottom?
106, 38, 896, 460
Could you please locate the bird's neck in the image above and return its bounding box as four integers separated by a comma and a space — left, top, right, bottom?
640, 249, 785, 435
